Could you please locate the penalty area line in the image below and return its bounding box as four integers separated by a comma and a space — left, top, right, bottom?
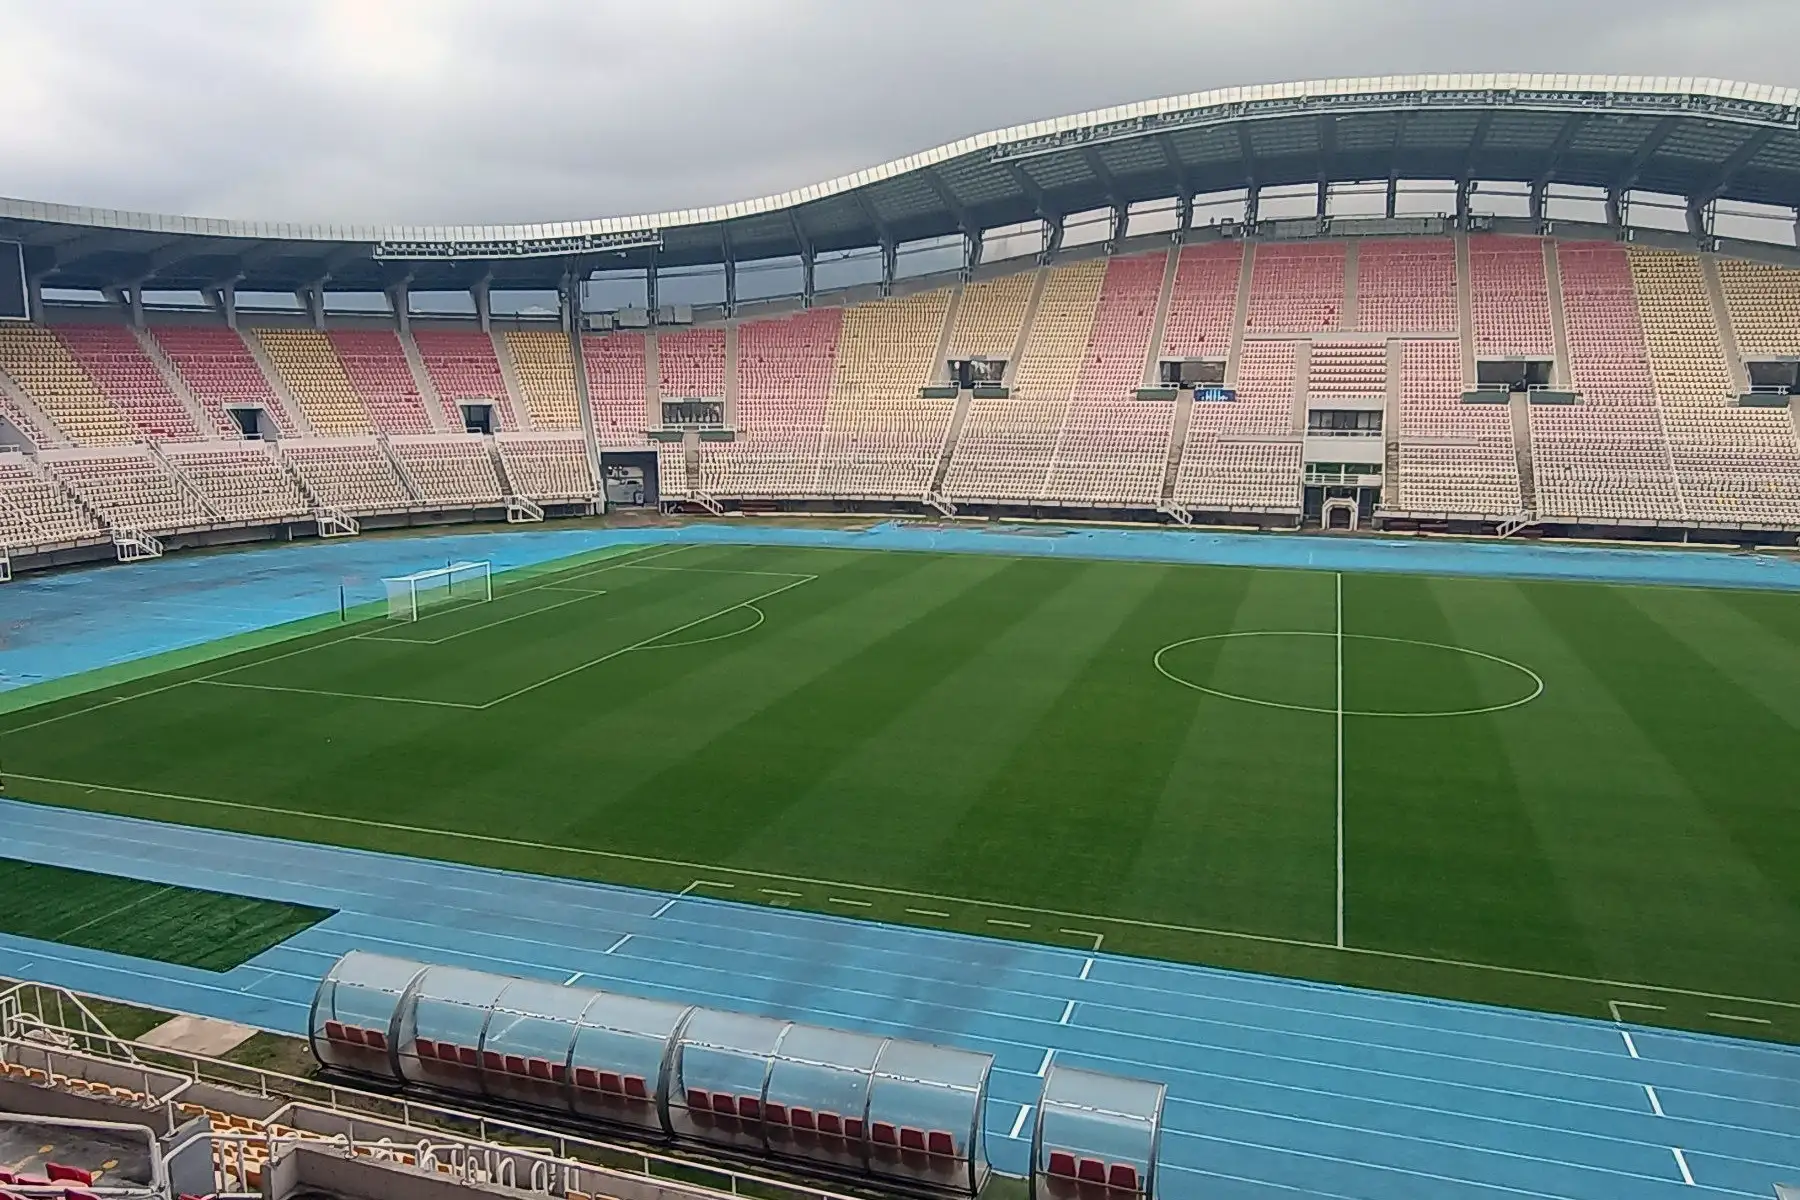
6, 772, 1797, 1016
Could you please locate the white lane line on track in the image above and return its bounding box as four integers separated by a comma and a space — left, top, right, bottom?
6, 777, 1797, 1015
563, 971, 584, 986
1335, 570, 1346, 951
1706, 1011, 1771, 1025
1035, 1048, 1054, 1077
651, 880, 707, 919
1007, 1105, 1032, 1140
829, 897, 872, 908
1079, 958, 1094, 982
604, 934, 632, 955
1059, 1000, 1075, 1026
1671, 1147, 1695, 1186
1620, 1031, 1640, 1059
907, 908, 950, 918
1644, 1085, 1664, 1117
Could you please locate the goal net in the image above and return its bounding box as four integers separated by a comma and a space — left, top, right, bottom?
383, 561, 492, 621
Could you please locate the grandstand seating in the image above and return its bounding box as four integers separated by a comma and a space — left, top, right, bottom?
1390, 340, 1522, 516
0, 387, 59, 449
0, 453, 105, 547
1308, 341, 1386, 396
942, 401, 1066, 503
281, 438, 415, 513
0, 323, 137, 445
1356, 239, 1457, 333
833, 289, 950, 404
55, 325, 203, 440
1247, 243, 1344, 333
584, 332, 649, 443
815, 399, 954, 498
1072, 253, 1165, 400
389, 436, 505, 506
658, 441, 691, 499
1628, 249, 1736, 403
162, 441, 312, 523
1041, 401, 1173, 508
1530, 405, 1684, 524
151, 325, 296, 436
945, 272, 1035, 362
1160, 243, 1244, 359
1013, 261, 1106, 402
1468, 235, 1554, 357
657, 328, 726, 397
42, 447, 215, 531
327, 329, 434, 433
253, 327, 373, 435
1558, 243, 1657, 404
504, 330, 582, 430
702, 308, 846, 497
1175, 340, 1302, 511
495, 432, 596, 501
1716, 257, 1800, 354
415, 329, 517, 431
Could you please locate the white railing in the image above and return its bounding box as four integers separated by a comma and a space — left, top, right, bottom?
1156, 500, 1193, 526
925, 490, 958, 518
315, 508, 358, 538
0, 549, 10, 582
504, 495, 544, 523
1497, 509, 1537, 538
692, 489, 725, 516
110, 527, 162, 562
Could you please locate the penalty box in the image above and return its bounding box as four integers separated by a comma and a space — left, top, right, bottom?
200, 557, 814, 712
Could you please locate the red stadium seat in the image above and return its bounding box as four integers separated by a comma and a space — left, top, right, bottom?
899, 1127, 926, 1152
414, 1038, 438, 1060
686, 1087, 710, 1112
364, 1029, 387, 1052
928, 1130, 955, 1157
504, 1055, 526, 1075
1048, 1151, 1078, 1178
323, 1021, 346, 1043
576, 1068, 600, 1091
1108, 1163, 1141, 1191
871, 1120, 897, 1145
599, 1071, 623, 1094
0, 1171, 12, 1183
47, 1166, 93, 1185
711, 1092, 737, 1116
457, 1046, 478, 1068
844, 1118, 866, 1140
764, 1102, 788, 1126
527, 1058, 552, 1081
343, 1026, 366, 1046
482, 1051, 504, 1072
551, 1064, 568, 1084
623, 1075, 649, 1100
816, 1111, 842, 1136
789, 1107, 816, 1131
737, 1096, 760, 1120
1078, 1158, 1107, 1184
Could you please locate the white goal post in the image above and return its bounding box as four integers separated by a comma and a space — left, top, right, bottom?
383, 560, 493, 621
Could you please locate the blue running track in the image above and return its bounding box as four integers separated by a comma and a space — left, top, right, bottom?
1, 524, 1797, 1197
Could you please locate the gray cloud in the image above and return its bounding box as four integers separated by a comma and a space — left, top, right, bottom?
1, 0, 1795, 225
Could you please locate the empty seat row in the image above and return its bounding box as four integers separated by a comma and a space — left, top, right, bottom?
1013, 260, 1106, 402
1045, 1149, 1142, 1193
1355, 239, 1457, 334
682, 1088, 961, 1160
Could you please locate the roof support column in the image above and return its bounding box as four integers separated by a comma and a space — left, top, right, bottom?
963, 231, 983, 278
1605, 188, 1624, 236
558, 269, 576, 334
1385, 177, 1399, 219
1175, 193, 1193, 242
1685, 200, 1711, 245
104, 285, 144, 328
879, 238, 897, 297
1109, 203, 1130, 252
1316, 181, 1329, 221
470, 276, 491, 333
24, 272, 45, 324
1244, 186, 1261, 228
297, 283, 326, 330
801, 247, 816, 309
645, 251, 659, 321
723, 254, 737, 315
1455, 180, 1472, 229
206, 282, 239, 331
1794, 205, 1800, 249
385, 280, 411, 334
1039, 216, 1063, 264
1529, 182, 1548, 229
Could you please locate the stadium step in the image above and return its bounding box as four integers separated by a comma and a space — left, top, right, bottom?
488, 331, 536, 432
1141, 246, 1182, 386
398, 330, 453, 433
929, 389, 976, 493
1453, 233, 1479, 386
1697, 254, 1752, 395
241, 328, 317, 435
0, 367, 72, 448
1340, 238, 1360, 331
1002, 268, 1049, 387
315, 508, 359, 538
110, 526, 162, 561
1497, 509, 1537, 538
1224, 242, 1254, 387
505, 495, 545, 523
1159, 387, 1193, 503
1541, 239, 1576, 391
1509, 391, 1538, 512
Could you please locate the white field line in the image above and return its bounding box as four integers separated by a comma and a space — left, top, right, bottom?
358, 590, 608, 646
563, 971, 584, 986
8, 772, 1800, 1014
618, 564, 816, 578
1335, 570, 1346, 951
1079, 959, 1094, 982
194, 679, 483, 709
54, 884, 175, 940
1707, 1011, 1772, 1025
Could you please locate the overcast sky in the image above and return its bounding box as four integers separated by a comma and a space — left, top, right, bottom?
1, 0, 1796, 227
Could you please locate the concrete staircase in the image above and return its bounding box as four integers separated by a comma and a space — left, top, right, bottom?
398, 330, 451, 432
1340, 239, 1360, 332
1508, 392, 1538, 514
928, 284, 965, 388
927, 390, 976, 505
488, 332, 536, 431
1003, 269, 1049, 387
1142, 248, 1182, 385
1698, 254, 1751, 395
1159, 388, 1195, 507
1383, 339, 1403, 500
723, 323, 741, 426
132, 327, 218, 438
1453, 234, 1478, 385
1541, 241, 1576, 392
1224, 243, 1255, 386
241, 329, 315, 435
0, 369, 72, 448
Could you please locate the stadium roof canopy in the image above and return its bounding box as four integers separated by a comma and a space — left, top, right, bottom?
5, 74, 1799, 297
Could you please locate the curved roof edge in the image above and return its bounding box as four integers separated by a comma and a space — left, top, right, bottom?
4, 73, 1797, 246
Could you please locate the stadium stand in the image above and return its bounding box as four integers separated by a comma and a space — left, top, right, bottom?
1355, 239, 1457, 333
1468, 236, 1555, 357
815, 398, 955, 499
1072, 253, 1166, 400
701, 308, 846, 499
1390, 340, 1523, 516
388, 435, 505, 506
834, 289, 950, 403
1159, 243, 1245, 359
327, 329, 435, 434
1716, 257, 1800, 354
1558, 243, 1658, 404
945, 272, 1035, 362
658, 327, 726, 398
414, 328, 519, 432
0, 323, 138, 445
1247, 242, 1345, 333
1174, 340, 1302, 512
1012, 261, 1106, 402
280, 438, 415, 514
54, 325, 203, 441
1308, 341, 1387, 396
253, 327, 374, 435
0, 452, 106, 547
942, 400, 1068, 503
161, 440, 313, 524
41, 447, 216, 532
1041, 400, 1174, 508
149, 325, 297, 437
494, 431, 596, 502
503, 330, 582, 430
583, 331, 649, 443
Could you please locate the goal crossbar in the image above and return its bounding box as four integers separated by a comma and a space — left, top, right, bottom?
383, 560, 493, 621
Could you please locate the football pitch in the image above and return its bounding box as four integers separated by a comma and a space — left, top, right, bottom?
4, 540, 1798, 1043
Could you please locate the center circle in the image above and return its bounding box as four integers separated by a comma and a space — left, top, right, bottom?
1153, 631, 1543, 718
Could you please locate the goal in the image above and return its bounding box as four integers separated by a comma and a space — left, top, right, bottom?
383, 561, 492, 621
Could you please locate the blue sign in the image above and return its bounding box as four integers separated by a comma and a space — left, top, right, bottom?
1193, 386, 1238, 403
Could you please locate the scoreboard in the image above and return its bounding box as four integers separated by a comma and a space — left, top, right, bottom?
0, 243, 25, 320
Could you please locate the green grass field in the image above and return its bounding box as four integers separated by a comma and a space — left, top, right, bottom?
0, 860, 329, 970
4, 541, 1798, 1041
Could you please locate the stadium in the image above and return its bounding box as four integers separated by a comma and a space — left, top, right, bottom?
0, 70, 1798, 1200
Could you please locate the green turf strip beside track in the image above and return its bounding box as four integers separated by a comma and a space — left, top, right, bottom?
0, 859, 330, 971
3, 542, 1798, 1042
